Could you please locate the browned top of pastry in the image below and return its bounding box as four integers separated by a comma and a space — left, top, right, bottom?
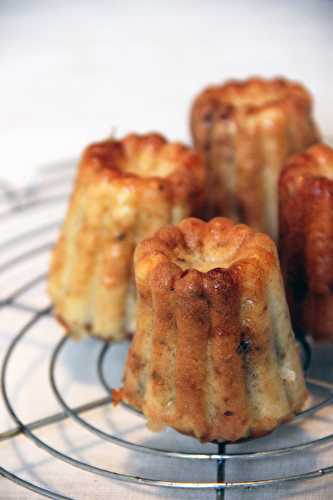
280, 143, 333, 196
135, 217, 277, 289
191, 77, 313, 123
78, 132, 206, 212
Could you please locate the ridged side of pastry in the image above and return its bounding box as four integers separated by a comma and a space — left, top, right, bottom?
48, 133, 206, 340
123, 217, 307, 442
190, 77, 319, 239
279, 143, 333, 341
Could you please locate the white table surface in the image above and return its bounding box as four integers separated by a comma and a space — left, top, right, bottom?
1, 1, 333, 499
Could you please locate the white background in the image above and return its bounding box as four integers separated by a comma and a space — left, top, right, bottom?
1, 2, 333, 499
1, 0, 332, 188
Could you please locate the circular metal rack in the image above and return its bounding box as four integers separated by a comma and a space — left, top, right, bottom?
0, 166, 333, 499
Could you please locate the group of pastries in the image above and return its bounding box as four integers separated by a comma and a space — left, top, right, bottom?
49, 76, 333, 443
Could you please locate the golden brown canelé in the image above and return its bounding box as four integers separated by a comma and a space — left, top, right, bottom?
123, 217, 307, 442
279, 143, 333, 342
48, 133, 206, 341
190, 77, 319, 239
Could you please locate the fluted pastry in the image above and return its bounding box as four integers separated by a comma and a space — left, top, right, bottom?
48, 133, 206, 340
191, 77, 319, 239
279, 143, 333, 341
123, 217, 307, 442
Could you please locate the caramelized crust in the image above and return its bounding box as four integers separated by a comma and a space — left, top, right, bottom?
279, 143, 333, 341
123, 217, 307, 442
190, 77, 319, 239
48, 133, 206, 340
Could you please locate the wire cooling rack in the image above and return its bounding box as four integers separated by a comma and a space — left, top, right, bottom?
1, 162, 333, 499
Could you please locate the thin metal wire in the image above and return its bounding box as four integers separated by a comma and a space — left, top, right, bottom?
0, 220, 60, 253
2, 287, 333, 494
0, 180, 18, 204
96, 342, 112, 395
3, 323, 333, 468
4, 315, 333, 494
6, 273, 47, 304
97, 334, 331, 424
299, 334, 312, 371
6, 302, 40, 314
32, 176, 75, 192
0, 242, 53, 276
97, 336, 333, 457
216, 443, 226, 500
1, 181, 333, 497
97, 341, 142, 417
38, 159, 76, 175
0, 395, 112, 443
0, 466, 72, 500
0, 194, 69, 221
